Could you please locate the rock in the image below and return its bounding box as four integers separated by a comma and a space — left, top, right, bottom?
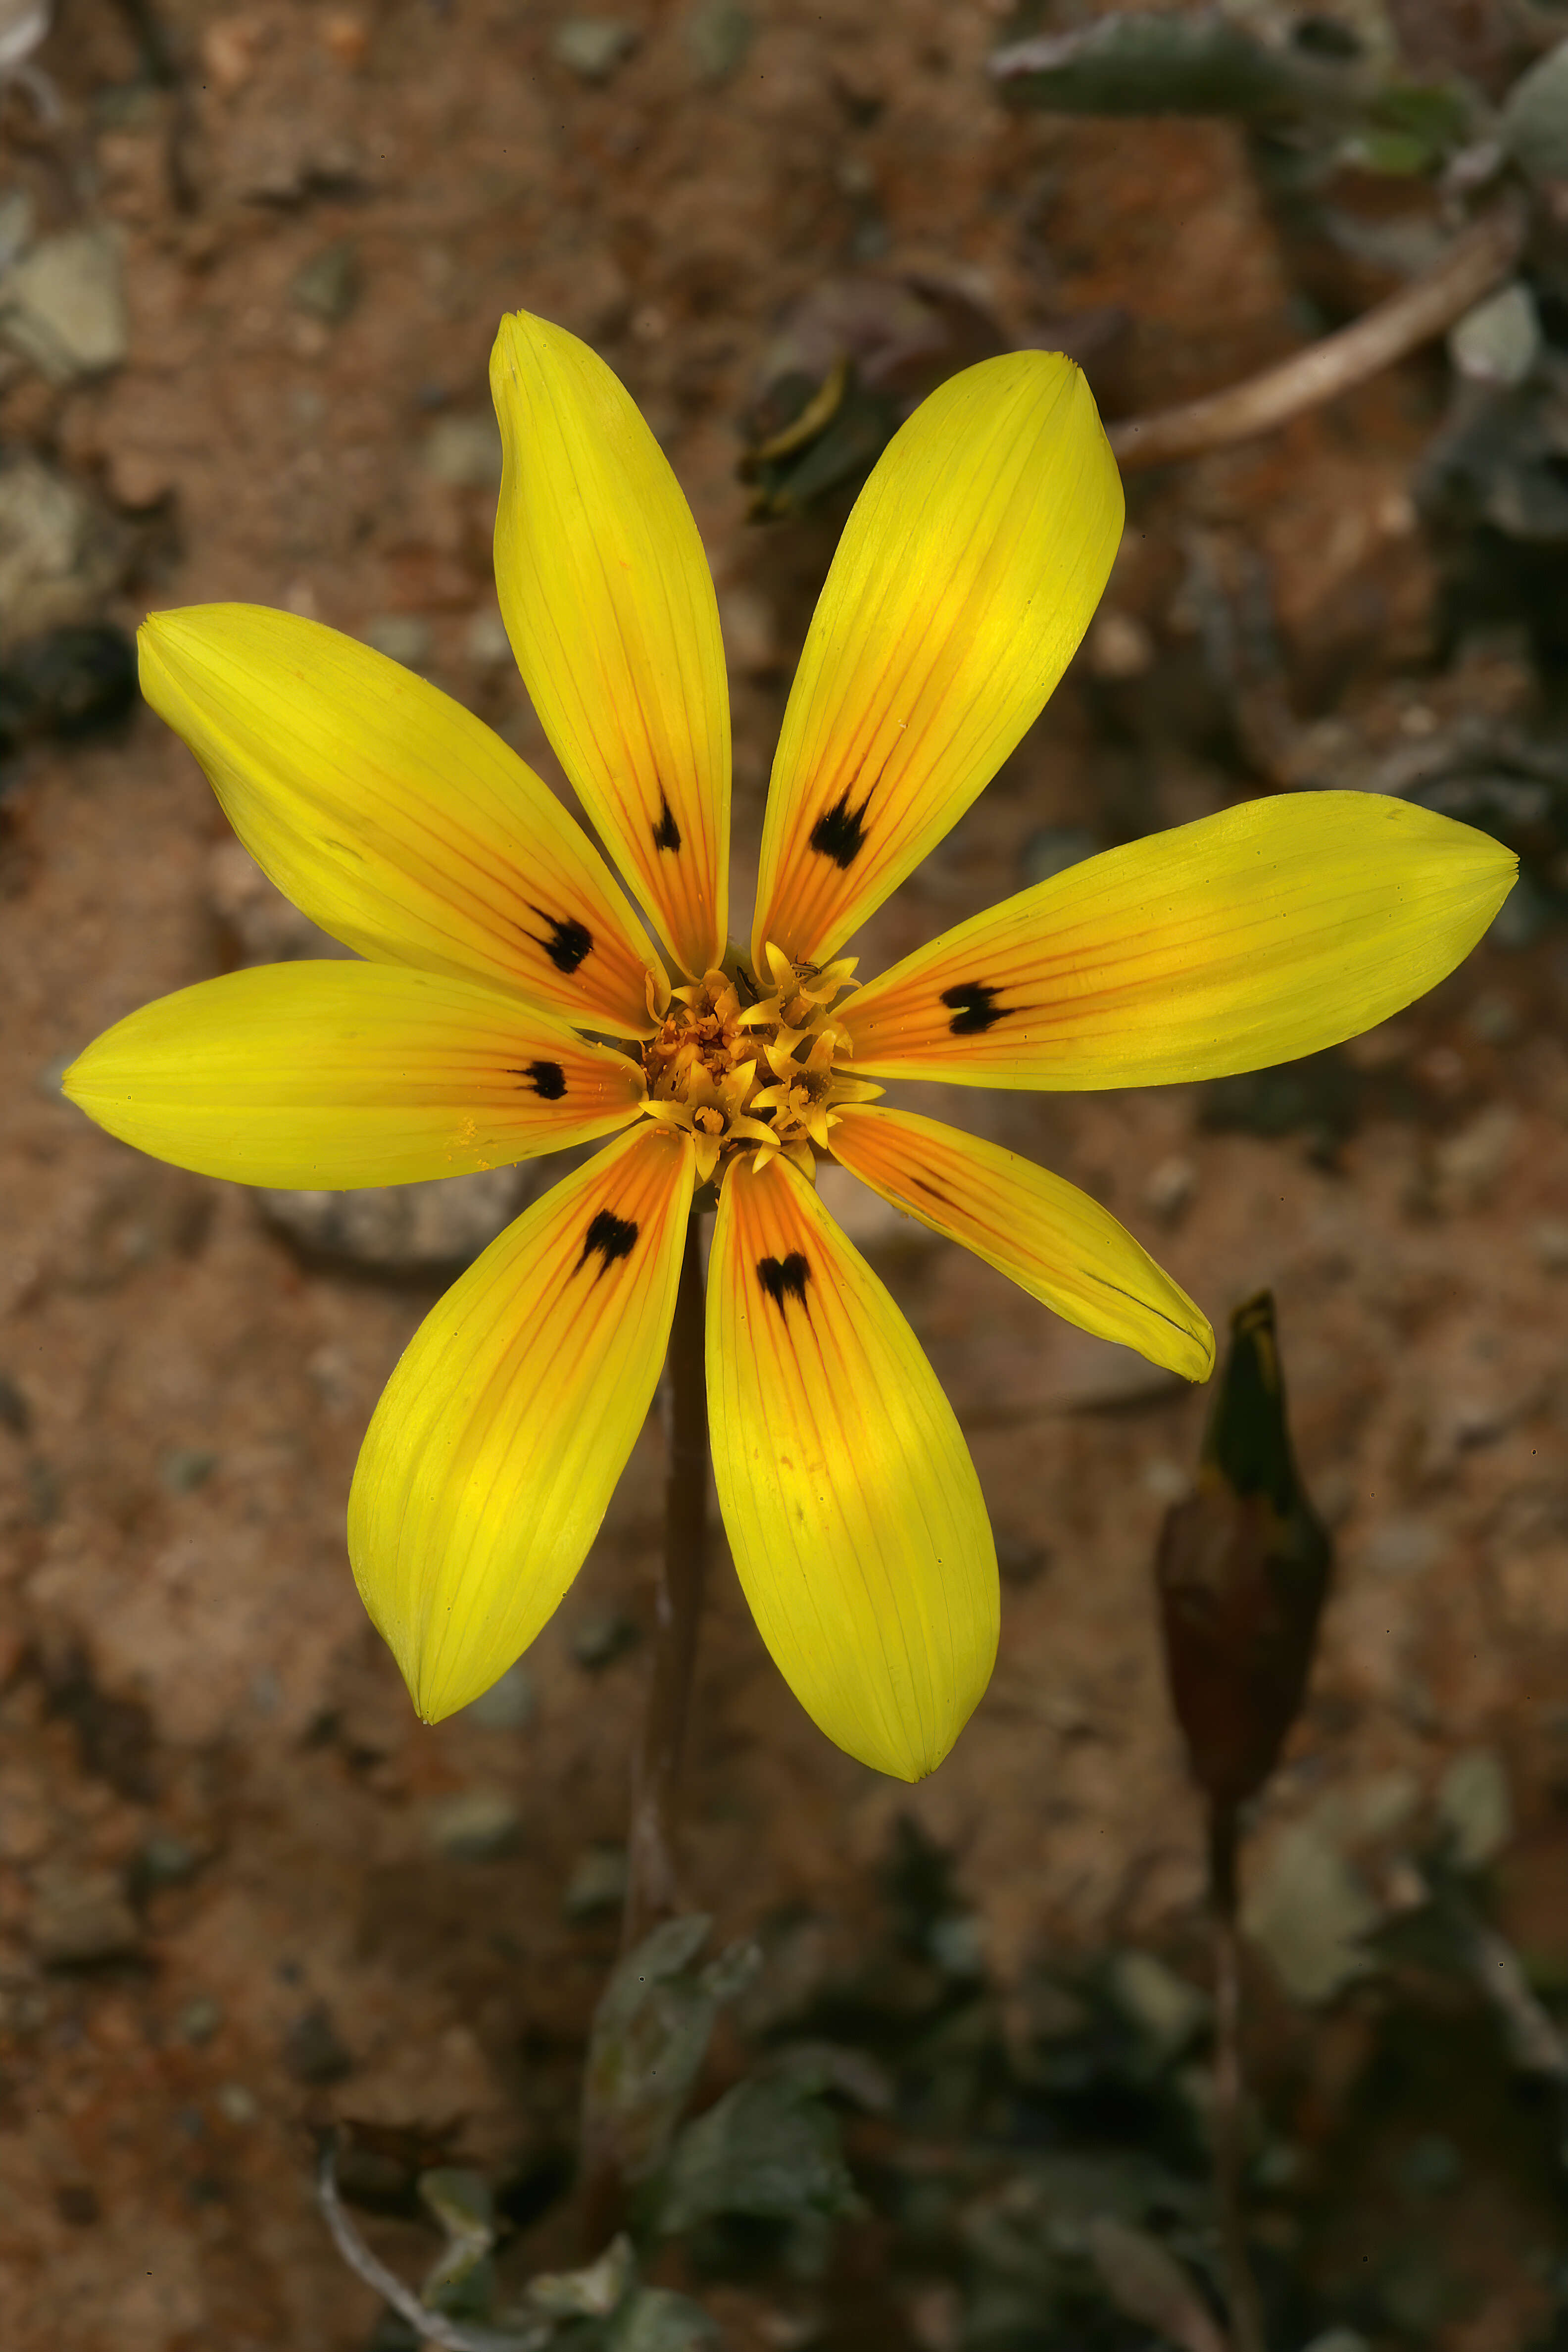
426, 1788, 522, 1862
424, 413, 503, 490
0, 187, 34, 274
1142, 1154, 1196, 1224
569, 1609, 641, 1669
199, 15, 262, 96
685, 0, 753, 83
0, 226, 127, 382
1449, 283, 1540, 388
216, 2082, 258, 2124
460, 1662, 536, 1730
1489, 873, 1551, 950
29, 1864, 139, 1967
927, 1913, 985, 1979
206, 838, 348, 965
362, 613, 432, 668
257, 1166, 533, 1272
463, 606, 512, 666
563, 1841, 628, 1918
290, 238, 361, 325
994, 1529, 1050, 1584
282, 2001, 354, 2083
1019, 825, 1101, 889
0, 453, 126, 636
551, 19, 637, 80
1361, 1516, 1442, 1579
1107, 1949, 1208, 2058
157, 1447, 217, 1495
1532, 1219, 1568, 1273
0, 624, 138, 752
1084, 609, 1153, 679
1436, 1748, 1511, 1870
178, 1996, 223, 2045
134, 1833, 200, 1889
717, 585, 778, 677
1431, 1104, 1518, 1211
1243, 1821, 1378, 2004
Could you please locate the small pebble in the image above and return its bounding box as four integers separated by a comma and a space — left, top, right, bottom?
994, 1529, 1050, 1585
136, 1834, 199, 1891
178, 1996, 223, 2046
282, 2001, 353, 2084
463, 606, 512, 667
551, 18, 637, 80
563, 1842, 627, 1919
0, 226, 129, 382
1107, 1949, 1208, 2056
1142, 1154, 1196, 1223
29, 1865, 139, 1968
290, 239, 361, 325
927, 1913, 985, 1979
362, 614, 433, 670
216, 2083, 258, 2125
1436, 1748, 1511, 1871
1531, 1219, 1568, 1273
569, 1609, 640, 1670
1084, 608, 1153, 680
158, 1447, 217, 1496
685, 0, 752, 83
462, 1663, 536, 1731
427, 1788, 522, 1862
1019, 825, 1100, 891
424, 412, 503, 490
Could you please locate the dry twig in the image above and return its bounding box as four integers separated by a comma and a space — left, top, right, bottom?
1109, 201, 1528, 471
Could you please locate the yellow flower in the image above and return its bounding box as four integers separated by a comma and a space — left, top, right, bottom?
63, 314, 1515, 1781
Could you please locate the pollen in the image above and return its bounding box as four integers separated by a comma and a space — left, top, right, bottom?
638, 947, 880, 1184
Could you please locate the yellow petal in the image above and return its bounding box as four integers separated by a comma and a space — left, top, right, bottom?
140, 605, 658, 1036
491, 312, 730, 975
751, 351, 1123, 968
349, 1122, 694, 1721
61, 962, 645, 1187
707, 1151, 997, 1781
844, 793, 1518, 1086
830, 1106, 1212, 1380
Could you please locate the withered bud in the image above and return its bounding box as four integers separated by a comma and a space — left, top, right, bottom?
1155, 1291, 1331, 1812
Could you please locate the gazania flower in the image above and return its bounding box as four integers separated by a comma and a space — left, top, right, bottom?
64, 314, 1514, 1781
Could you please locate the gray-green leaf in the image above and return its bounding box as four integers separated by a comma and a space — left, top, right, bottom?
658, 2078, 860, 2236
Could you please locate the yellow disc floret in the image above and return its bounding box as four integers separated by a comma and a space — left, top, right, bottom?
638, 946, 881, 1185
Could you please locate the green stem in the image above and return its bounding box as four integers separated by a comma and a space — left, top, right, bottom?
580, 1214, 709, 2254
623, 1207, 709, 1952
1210, 1801, 1266, 2352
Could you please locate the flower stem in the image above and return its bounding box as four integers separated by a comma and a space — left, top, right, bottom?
622, 1208, 709, 1955
1209, 1800, 1266, 2352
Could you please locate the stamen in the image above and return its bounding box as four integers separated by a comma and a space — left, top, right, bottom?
637, 948, 868, 1186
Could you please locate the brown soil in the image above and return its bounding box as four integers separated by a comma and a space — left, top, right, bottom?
3, 4, 1568, 2349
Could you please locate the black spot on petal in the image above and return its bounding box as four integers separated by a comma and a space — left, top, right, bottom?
524, 906, 594, 976
809, 788, 871, 870
513, 1059, 566, 1101
758, 1252, 811, 1312
652, 791, 682, 853
940, 981, 1009, 1037
576, 1210, 638, 1279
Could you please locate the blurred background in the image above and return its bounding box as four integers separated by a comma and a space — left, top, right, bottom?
4, 2, 1568, 2346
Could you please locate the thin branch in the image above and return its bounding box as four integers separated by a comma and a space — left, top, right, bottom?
315, 2137, 550, 2352
1109, 200, 1527, 472
1208, 1805, 1266, 2352
622, 1210, 709, 1956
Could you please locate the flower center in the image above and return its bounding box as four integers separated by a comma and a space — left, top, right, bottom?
637, 944, 880, 1185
